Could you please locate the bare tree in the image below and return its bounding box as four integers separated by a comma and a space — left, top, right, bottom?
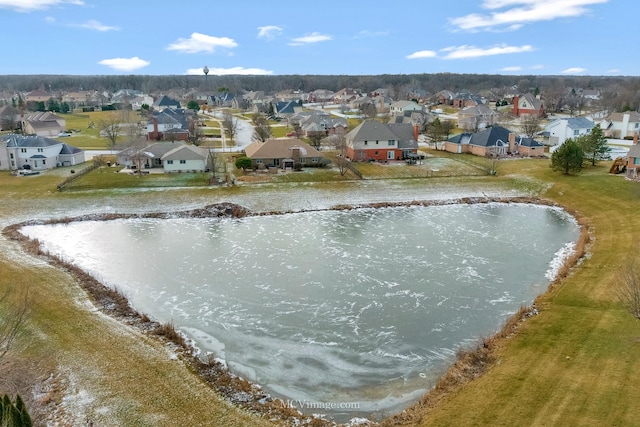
308, 134, 323, 151
251, 113, 271, 142
334, 129, 349, 176
222, 110, 239, 149
99, 113, 122, 149
441, 119, 455, 141
615, 260, 640, 319
520, 114, 542, 138
188, 117, 204, 146
359, 102, 378, 121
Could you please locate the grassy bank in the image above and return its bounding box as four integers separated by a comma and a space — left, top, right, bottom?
1, 157, 640, 426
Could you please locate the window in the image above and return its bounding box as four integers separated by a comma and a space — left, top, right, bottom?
256, 159, 263, 164
388, 140, 394, 146
635, 123, 639, 129
37, 148, 43, 153
21, 148, 26, 153
573, 130, 579, 136
376, 140, 379, 145
167, 160, 174, 164
635, 157, 640, 165
180, 160, 186, 164
43, 159, 46, 165
374, 151, 379, 156
10, 153, 13, 159
312, 158, 318, 163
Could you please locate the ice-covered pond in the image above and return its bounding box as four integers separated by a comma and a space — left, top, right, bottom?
21, 203, 580, 420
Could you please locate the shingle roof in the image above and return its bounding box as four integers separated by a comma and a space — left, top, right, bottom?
162, 145, 207, 161
0, 134, 61, 148
245, 139, 324, 160
448, 125, 513, 147
346, 120, 405, 142
566, 117, 594, 129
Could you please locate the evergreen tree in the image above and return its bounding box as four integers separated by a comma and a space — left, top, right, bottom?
580, 124, 609, 166
0, 394, 32, 427
551, 138, 584, 175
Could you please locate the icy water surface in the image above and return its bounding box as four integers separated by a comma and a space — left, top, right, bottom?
22, 203, 579, 420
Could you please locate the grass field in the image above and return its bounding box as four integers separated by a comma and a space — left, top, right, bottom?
2, 155, 640, 426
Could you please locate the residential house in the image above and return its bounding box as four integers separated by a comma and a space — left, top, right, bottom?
436, 90, 454, 106
307, 89, 335, 104
391, 110, 432, 131
599, 111, 640, 139
153, 95, 181, 111
244, 138, 329, 169
24, 90, 51, 103
117, 141, 208, 172
22, 111, 66, 137
147, 109, 192, 141
333, 88, 360, 105
389, 100, 422, 116
344, 120, 419, 162
0, 134, 84, 171
512, 93, 545, 117
61, 90, 101, 109
297, 113, 347, 137
444, 125, 543, 157
452, 91, 483, 109
544, 117, 593, 151
457, 104, 498, 131
275, 101, 302, 120
626, 136, 640, 179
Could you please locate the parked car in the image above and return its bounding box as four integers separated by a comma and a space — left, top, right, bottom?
58, 131, 72, 137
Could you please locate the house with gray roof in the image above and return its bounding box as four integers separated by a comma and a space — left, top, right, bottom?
21, 111, 66, 137
0, 134, 84, 171
117, 141, 207, 172
344, 120, 419, 162
544, 117, 593, 151
444, 125, 544, 157
458, 104, 498, 131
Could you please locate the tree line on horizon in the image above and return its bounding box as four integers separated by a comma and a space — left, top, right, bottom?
1, 73, 640, 114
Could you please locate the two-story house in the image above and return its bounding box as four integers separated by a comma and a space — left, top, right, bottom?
0, 134, 84, 171
344, 120, 418, 162
599, 112, 640, 139
544, 117, 593, 151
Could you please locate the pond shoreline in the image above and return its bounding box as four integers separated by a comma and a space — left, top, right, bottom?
2, 196, 590, 426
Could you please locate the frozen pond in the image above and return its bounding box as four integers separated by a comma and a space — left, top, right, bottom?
22, 203, 579, 420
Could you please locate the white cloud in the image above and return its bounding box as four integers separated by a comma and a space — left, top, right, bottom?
74, 20, 119, 31
356, 30, 390, 38
257, 25, 283, 40
0, 0, 83, 12
186, 66, 273, 76
531, 64, 544, 69
450, 0, 608, 32
289, 32, 332, 46
499, 66, 523, 71
561, 67, 587, 74
406, 50, 437, 59
441, 44, 533, 59
607, 68, 621, 74
167, 33, 238, 54
98, 57, 150, 72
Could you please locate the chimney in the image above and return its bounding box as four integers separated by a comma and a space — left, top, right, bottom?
413, 124, 419, 142
508, 133, 516, 153
291, 146, 301, 162
512, 96, 519, 116
634, 133, 638, 145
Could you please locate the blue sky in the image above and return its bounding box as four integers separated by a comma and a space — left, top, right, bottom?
0, 0, 632, 76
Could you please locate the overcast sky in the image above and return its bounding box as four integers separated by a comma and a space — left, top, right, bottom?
0, 0, 630, 76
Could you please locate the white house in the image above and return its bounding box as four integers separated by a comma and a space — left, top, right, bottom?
0, 134, 84, 171
544, 117, 593, 151
599, 112, 640, 139
117, 141, 207, 173
389, 100, 422, 116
